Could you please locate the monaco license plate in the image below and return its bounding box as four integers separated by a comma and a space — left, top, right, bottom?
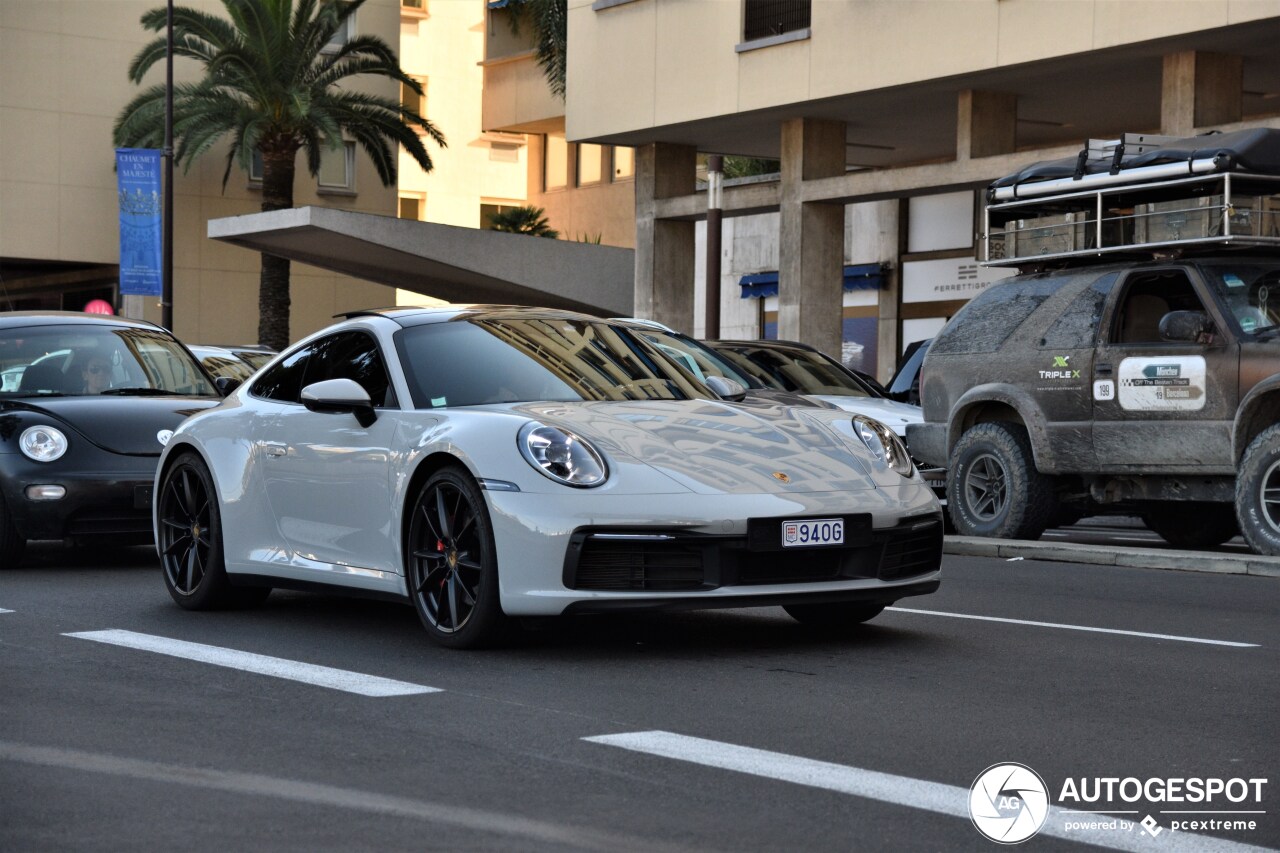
782, 517, 844, 548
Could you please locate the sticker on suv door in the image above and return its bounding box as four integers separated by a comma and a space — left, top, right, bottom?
1117, 356, 1206, 411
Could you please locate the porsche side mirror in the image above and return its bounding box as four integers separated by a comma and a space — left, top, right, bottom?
705, 375, 747, 402
1159, 310, 1213, 343
215, 376, 242, 396
301, 378, 377, 427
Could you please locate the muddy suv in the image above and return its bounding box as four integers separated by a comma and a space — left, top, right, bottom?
906, 256, 1280, 554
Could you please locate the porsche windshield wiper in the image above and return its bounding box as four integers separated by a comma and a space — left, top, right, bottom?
100, 387, 175, 396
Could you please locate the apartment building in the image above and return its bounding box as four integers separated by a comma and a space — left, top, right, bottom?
565, 0, 1280, 381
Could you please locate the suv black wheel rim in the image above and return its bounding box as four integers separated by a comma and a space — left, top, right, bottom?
159, 465, 211, 595
410, 481, 483, 634
964, 452, 1008, 521
1260, 459, 1280, 535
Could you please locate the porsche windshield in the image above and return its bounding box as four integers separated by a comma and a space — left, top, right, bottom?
1198, 263, 1280, 336
396, 318, 711, 408
0, 324, 218, 397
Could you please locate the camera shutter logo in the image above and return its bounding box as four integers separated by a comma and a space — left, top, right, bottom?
969, 763, 1050, 844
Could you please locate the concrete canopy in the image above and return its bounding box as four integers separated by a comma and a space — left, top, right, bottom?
208, 206, 634, 317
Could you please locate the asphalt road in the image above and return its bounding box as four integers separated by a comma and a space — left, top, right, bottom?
1046, 516, 1253, 554
2, 543, 1277, 852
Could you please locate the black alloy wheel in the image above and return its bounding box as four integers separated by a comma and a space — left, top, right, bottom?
158, 452, 267, 609
963, 453, 1008, 522
407, 467, 506, 649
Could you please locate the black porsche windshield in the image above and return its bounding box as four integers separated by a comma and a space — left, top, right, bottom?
1198, 263, 1280, 336
395, 317, 711, 408
0, 324, 218, 397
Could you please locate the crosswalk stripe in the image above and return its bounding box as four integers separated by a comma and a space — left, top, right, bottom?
65, 629, 440, 697
583, 731, 1271, 853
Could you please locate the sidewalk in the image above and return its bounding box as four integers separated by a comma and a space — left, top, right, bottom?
944, 536, 1280, 578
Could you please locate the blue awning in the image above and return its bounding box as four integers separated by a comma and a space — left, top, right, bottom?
487, 0, 514, 8
738, 263, 886, 298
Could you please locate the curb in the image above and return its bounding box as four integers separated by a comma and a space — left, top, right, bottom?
944, 536, 1280, 578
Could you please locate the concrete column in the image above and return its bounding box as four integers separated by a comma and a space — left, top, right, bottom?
778, 118, 846, 357
876, 200, 907, 385
956, 90, 1017, 160
634, 143, 697, 333
1161, 51, 1243, 135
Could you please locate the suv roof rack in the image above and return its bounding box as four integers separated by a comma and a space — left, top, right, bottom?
982, 129, 1280, 269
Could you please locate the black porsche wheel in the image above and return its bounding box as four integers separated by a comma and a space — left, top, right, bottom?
1142, 502, 1238, 550
1236, 424, 1280, 556
407, 467, 506, 649
946, 422, 1055, 540
158, 453, 268, 609
0, 492, 25, 569
784, 602, 885, 628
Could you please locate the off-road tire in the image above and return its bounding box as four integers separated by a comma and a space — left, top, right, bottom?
1235, 424, 1280, 555
946, 422, 1055, 540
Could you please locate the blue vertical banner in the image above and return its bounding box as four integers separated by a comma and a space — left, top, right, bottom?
115, 148, 163, 296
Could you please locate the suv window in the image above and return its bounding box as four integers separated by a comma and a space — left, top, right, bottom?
1040, 272, 1119, 349
1111, 270, 1206, 344
931, 276, 1062, 355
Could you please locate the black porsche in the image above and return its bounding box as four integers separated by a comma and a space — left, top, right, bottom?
0, 312, 222, 566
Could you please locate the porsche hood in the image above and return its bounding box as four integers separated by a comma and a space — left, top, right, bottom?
514, 399, 881, 495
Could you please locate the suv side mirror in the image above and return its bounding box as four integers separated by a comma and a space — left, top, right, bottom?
704, 375, 747, 402
301, 378, 377, 427
1159, 310, 1213, 343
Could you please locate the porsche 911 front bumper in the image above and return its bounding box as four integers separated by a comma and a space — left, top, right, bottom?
485, 483, 942, 616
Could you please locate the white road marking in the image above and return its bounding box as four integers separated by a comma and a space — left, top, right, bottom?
886, 607, 1258, 648
0, 608, 12, 614
584, 731, 1271, 853
64, 629, 441, 697
0, 741, 695, 853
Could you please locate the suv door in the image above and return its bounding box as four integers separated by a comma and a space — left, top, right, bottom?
264, 330, 401, 574
1092, 266, 1240, 470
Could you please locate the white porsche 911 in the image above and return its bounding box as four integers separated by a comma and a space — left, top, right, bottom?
153, 307, 942, 648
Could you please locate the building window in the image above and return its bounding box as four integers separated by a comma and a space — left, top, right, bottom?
401, 0, 426, 10
399, 195, 424, 220
322, 11, 355, 54
401, 76, 427, 118
544, 133, 567, 191
742, 0, 810, 42
248, 150, 264, 183
318, 140, 356, 191
577, 143, 602, 186
612, 146, 634, 181
480, 203, 521, 229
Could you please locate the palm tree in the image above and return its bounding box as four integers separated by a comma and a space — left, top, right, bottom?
114, 0, 445, 350
485, 205, 560, 239
507, 0, 566, 98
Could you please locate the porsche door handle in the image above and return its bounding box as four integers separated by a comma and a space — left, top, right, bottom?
263, 442, 288, 458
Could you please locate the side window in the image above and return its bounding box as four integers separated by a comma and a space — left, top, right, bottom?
1041, 273, 1119, 349
1112, 271, 1207, 344
303, 331, 396, 408
251, 344, 312, 403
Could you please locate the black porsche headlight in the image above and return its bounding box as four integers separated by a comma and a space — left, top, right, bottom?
518, 422, 608, 488
852, 415, 914, 478
20, 425, 68, 463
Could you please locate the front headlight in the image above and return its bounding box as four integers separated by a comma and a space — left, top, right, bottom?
852, 415, 914, 478
518, 422, 608, 488
20, 425, 68, 462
